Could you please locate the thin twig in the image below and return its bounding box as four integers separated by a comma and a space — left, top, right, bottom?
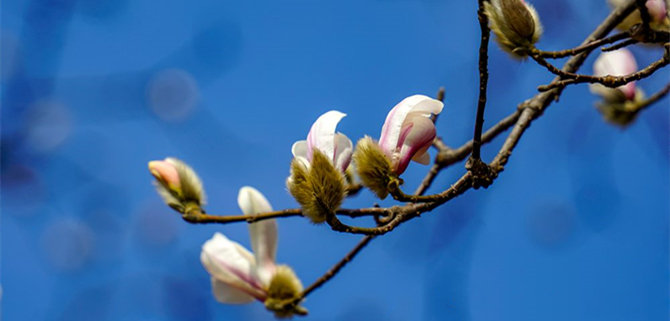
471, 0, 492, 161
602, 38, 639, 51
299, 236, 375, 298
636, 82, 670, 110
539, 46, 669, 92
532, 32, 631, 59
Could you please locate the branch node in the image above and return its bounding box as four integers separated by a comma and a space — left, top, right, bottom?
465, 157, 496, 189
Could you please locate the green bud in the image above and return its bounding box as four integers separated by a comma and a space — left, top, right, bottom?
352, 136, 395, 200
485, 0, 543, 58
287, 149, 346, 224
264, 265, 307, 318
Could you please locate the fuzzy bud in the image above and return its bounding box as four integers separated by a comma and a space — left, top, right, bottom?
595, 88, 646, 127
148, 157, 206, 213
485, 0, 543, 58
287, 149, 346, 224
352, 136, 396, 200
264, 265, 307, 318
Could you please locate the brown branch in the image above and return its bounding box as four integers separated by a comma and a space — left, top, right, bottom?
299, 235, 375, 299
602, 38, 639, 51
532, 32, 631, 59
471, 0, 492, 161
636, 82, 670, 110
538, 46, 669, 92
181, 207, 385, 224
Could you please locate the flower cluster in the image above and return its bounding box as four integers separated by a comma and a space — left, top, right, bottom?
287, 95, 444, 208
148, 94, 443, 316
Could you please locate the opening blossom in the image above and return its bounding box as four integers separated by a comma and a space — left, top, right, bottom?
288, 111, 352, 223
589, 48, 639, 103
378, 95, 444, 175
200, 187, 305, 317
291, 110, 353, 173
353, 95, 443, 199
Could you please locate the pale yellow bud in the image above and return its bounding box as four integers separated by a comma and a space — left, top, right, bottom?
485, 0, 543, 58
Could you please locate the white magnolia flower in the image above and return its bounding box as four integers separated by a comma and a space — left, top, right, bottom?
200, 186, 286, 304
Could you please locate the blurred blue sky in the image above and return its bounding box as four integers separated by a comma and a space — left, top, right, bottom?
2, 0, 669, 320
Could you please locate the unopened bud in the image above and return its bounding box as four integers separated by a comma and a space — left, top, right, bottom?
485, 0, 543, 58
596, 88, 645, 127
287, 149, 346, 224
264, 265, 307, 318
352, 136, 396, 200
148, 157, 206, 213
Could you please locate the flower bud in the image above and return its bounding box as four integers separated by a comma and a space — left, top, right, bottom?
595, 89, 646, 127
352, 136, 395, 200
485, 0, 543, 58
287, 149, 346, 224
264, 265, 307, 318
148, 157, 206, 213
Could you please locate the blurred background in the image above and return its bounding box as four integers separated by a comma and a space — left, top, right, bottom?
2, 0, 668, 320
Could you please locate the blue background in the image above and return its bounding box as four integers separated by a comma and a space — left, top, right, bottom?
2, 0, 669, 320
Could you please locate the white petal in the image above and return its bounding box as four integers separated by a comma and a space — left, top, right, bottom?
238, 187, 277, 286
333, 133, 353, 172
200, 233, 266, 300
211, 278, 255, 304
412, 148, 432, 165
379, 95, 443, 155
291, 140, 308, 159
306, 110, 347, 162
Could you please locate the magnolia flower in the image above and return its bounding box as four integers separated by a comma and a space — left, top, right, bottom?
291, 110, 353, 172
148, 157, 205, 213
288, 111, 351, 223
378, 95, 444, 175
590, 48, 639, 103
608, 0, 669, 31
200, 187, 304, 316
485, 0, 543, 58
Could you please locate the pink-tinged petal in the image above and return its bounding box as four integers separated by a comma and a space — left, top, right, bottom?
395, 114, 437, 174
201, 233, 267, 301
306, 110, 347, 162
148, 159, 180, 189
211, 278, 255, 304
238, 187, 277, 286
379, 95, 443, 156
333, 133, 353, 172
647, 0, 667, 22
593, 49, 638, 101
